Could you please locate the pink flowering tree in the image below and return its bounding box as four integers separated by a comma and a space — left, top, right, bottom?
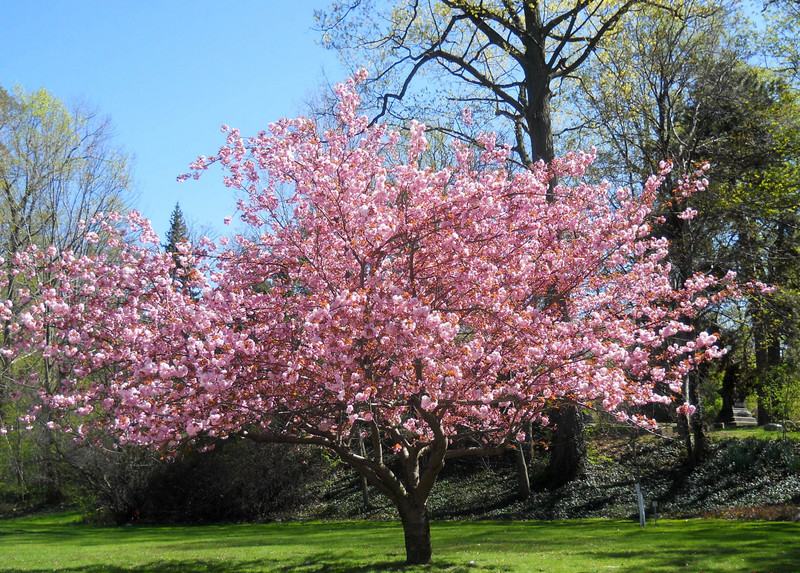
1, 74, 735, 565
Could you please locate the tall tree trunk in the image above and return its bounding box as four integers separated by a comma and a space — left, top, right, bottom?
358, 436, 372, 511
753, 304, 781, 425
525, 86, 555, 168
688, 372, 707, 465
515, 445, 531, 499
716, 357, 738, 425
522, 2, 555, 169
397, 498, 432, 565
546, 404, 586, 488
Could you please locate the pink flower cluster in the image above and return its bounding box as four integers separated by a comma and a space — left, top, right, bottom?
1, 73, 737, 454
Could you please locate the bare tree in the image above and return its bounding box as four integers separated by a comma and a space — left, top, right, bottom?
319, 0, 663, 169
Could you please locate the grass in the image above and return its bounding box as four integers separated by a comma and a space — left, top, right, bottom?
707, 425, 800, 441
2, 512, 799, 572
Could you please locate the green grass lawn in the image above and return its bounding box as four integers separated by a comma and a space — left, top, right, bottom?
707, 425, 800, 441
2, 512, 798, 572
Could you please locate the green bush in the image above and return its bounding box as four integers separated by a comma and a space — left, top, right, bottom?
127, 439, 330, 524
721, 439, 760, 471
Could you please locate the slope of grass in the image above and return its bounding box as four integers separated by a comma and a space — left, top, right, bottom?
304, 431, 800, 524
2, 512, 799, 572
708, 426, 800, 441
5, 427, 800, 525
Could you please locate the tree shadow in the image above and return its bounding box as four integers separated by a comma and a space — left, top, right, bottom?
2, 561, 261, 573
584, 522, 800, 573
269, 552, 511, 572
1, 554, 507, 573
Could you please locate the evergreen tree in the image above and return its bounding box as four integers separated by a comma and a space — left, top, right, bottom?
165, 203, 189, 250
164, 203, 192, 291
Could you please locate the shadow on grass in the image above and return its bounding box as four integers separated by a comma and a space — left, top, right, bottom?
270, 552, 510, 573
0, 563, 261, 573
5, 515, 799, 572
1, 554, 504, 573
584, 521, 800, 573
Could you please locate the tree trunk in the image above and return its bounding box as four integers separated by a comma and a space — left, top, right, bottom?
546, 405, 587, 488
397, 499, 432, 565
521, 1, 555, 169
358, 436, 372, 511
677, 413, 694, 468
754, 310, 781, 425
690, 415, 706, 464
526, 90, 555, 167
515, 445, 531, 499
716, 359, 738, 425
688, 373, 707, 465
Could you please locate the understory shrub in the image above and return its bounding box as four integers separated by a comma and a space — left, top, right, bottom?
130, 439, 329, 523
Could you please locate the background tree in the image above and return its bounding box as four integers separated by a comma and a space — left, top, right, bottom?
763, 0, 800, 86
570, 0, 800, 458
318, 0, 662, 168
0, 86, 131, 256
1, 77, 736, 564
163, 203, 195, 292
568, 2, 746, 462
732, 102, 800, 425
568, 0, 747, 181
0, 84, 133, 512
165, 203, 190, 254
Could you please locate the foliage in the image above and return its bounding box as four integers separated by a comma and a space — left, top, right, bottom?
162, 202, 201, 296
0, 84, 134, 516
164, 203, 190, 255
763, 0, 800, 86
568, 0, 800, 438
696, 368, 723, 424
123, 440, 331, 525
0, 85, 132, 256
0, 74, 738, 564
569, 0, 753, 179
0, 425, 76, 514
760, 365, 800, 425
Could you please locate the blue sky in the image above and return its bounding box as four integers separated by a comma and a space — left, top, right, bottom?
2, 1, 347, 240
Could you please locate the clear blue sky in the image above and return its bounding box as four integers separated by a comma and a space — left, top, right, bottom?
2, 1, 346, 240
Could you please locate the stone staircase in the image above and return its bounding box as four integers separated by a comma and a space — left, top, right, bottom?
731, 401, 758, 427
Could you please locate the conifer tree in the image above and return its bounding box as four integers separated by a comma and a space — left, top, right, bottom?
164, 203, 192, 291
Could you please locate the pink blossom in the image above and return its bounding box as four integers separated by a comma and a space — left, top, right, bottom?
420, 395, 438, 411
0, 71, 738, 561
695, 331, 717, 347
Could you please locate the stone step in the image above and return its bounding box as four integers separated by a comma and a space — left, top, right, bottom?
732, 408, 755, 416
731, 404, 758, 428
